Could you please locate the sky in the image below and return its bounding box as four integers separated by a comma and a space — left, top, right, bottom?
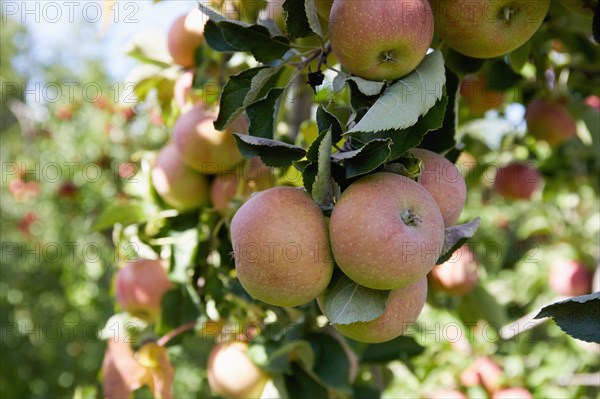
6, 1, 195, 80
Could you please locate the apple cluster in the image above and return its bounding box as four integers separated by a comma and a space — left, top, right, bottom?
231, 148, 468, 343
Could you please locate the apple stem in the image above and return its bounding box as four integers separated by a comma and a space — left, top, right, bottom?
401, 209, 422, 226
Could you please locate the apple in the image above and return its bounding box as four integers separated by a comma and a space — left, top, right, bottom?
329, 173, 445, 290
412, 148, 467, 227
151, 144, 210, 211
549, 260, 593, 296
460, 74, 505, 116
431, 0, 550, 58
173, 70, 198, 110
102, 339, 152, 399
525, 99, 577, 147
210, 158, 274, 216
429, 245, 478, 295
328, 0, 434, 81
560, 0, 597, 17
208, 341, 268, 399
593, 265, 599, 292
585, 95, 600, 110
324, 277, 427, 343
230, 186, 334, 307
167, 9, 205, 67
493, 162, 541, 201
428, 389, 467, 399
460, 356, 503, 393
492, 387, 533, 399
115, 259, 173, 323
173, 103, 246, 175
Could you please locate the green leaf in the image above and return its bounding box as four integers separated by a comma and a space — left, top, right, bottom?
92, 202, 147, 231
508, 41, 531, 73
350, 94, 448, 162
169, 229, 199, 284
333, 72, 386, 96
210, 21, 291, 63
304, 0, 324, 37
156, 285, 200, 338
248, 340, 315, 374
444, 47, 486, 77
349, 50, 445, 133
204, 19, 239, 52
233, 134, 307, 167
360, 336, 425, 363
283, 0, 314, 38
437, 217, 481, 265
332, 139, 392, 178
285, 363, 329, 399
419, 68, 460, 154
197, 3, 229, 23
316, 105, 344, 143
311, 129, 341, 207
322, 272, 391, 325
486, 60, 523, 91
214, 67, 276, 130
305, 333, 352, 393
247, 88, 285, 138
534, 293, 600, 343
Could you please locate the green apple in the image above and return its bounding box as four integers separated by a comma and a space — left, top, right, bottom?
329, 173, 445, 290
230, 186, 334, 307
431, 0, 550, 58
328, 0, 434, 81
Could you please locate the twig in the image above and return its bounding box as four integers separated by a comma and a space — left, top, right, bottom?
157, 321, 197, 347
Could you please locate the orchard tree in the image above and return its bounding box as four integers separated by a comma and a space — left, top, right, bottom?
98, 1, 600, 398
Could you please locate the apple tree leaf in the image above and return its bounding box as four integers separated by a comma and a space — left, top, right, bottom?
437, 217, 481, 265
457, 285, 509, 326
246, 88, 285, 139
285, 363, 329, 399
197, 2, 229, 23
333, 72, 386, 96
248, 340, 315, 374
316, 105, 344, 143
419, 68, 460, 154
444, 47, 485, 77
322, 272, 391, 325
592, 2, 599, 43
348, 50, 445, 133
508, 41, 532, 73
205, 21, 291, 63
311, 129, 341, 208
360, 336, 425, 363
332, 139, 392, 178
304, 0, 324, 37
233, 134, 307, 167
534, 292, 600, 343
486, 60, 522, 91
350, 94, 448, 162
92, 201, 148, 231
214, 67, 280, 130
156, 285, 200, 337
283, 0, 315, 38
305, 333, 352, 394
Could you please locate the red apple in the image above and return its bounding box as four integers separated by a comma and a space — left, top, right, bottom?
329, 0, 434, 81
115, 259, 173, 323
413, 148, 467, 227
173, 103, 247, 175
525, 99, 577, 147
151, 144, 210, 211
493, 162, 541, 201
431, 0, 550, 58
429, 245, 479, 295
460, 356, 503, 393
549, 260, 593, 296
167, 9, 205, 67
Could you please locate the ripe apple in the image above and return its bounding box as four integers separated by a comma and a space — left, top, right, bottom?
412, 148, 467, 227
230, 186, 334, 307
428, 389, 467, 399
173, 103, 246, 175
151, 144, 210, 211
208, 341, 268, 399
102, 339, 152, 398
460, 356, 503, 393
328, 0, 434, 81
167, 9, 205, 67
492, 387, 533, 399
210, 158, 274, 216
460, 74, 505, 116
115, 259, 173, 322
585, 95, 600, 110
525, 99, 577, 147
493, 162, 541, 201
429, 245, 478, 295
173, 70, 199, 110
323, 277, 427, 343
329, 173, 445, 290
431, 0, 550, 58
560, 0, 597, 17
549, 260, 593, 296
